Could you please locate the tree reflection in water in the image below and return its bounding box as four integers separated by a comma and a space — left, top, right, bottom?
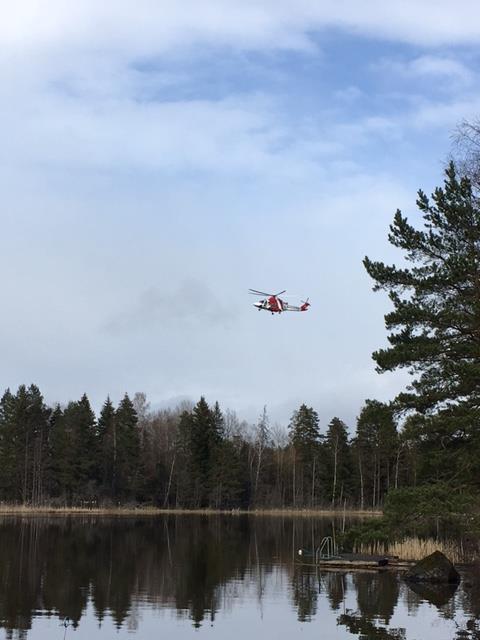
0, 515, 477, 638
338, 612, 406, 640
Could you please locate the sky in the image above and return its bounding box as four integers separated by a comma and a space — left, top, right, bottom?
2, 1, 480, 431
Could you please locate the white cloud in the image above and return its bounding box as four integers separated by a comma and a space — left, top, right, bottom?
4, 0, 480, 56
0, 86, 347, 177
410, 55, 473, 83
375, 54, 474, 87
2, 1, 479, 179
410, 96, 480, 128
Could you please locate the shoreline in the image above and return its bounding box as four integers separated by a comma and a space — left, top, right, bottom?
0, 505, 382, 518
0, 507, 473, 563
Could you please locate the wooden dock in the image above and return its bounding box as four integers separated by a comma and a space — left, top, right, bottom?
297, 551, 414, 570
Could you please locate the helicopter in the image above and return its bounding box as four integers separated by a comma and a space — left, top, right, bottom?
249, 289, 310, 315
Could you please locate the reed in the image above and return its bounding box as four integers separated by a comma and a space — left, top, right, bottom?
355, 537, 479, 564
239, 508, 381, 518
0, 504, 381, 518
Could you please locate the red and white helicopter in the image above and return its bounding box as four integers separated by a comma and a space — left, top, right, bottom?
249, 289, 310, 315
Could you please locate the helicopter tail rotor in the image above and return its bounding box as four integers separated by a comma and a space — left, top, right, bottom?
300, 298, 310, 311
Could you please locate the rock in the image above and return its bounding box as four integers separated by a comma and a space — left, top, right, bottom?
404, 550, 460, 584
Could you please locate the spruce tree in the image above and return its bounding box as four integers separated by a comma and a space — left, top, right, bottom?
253, 406, 271, 505
190, 397, 217, 507
97, 397, 117, 499
289, 404, 320, 460
288, 404, 321, 506
175, 409, 195, 506
209, 402, 225, 506
8, 385, 51, 504
0, 389, 17, 500
324, 417, 351, 507
211, 438, 246, 508
353, 400, 397, 508
115, 394, 140, 499
75, 394, 97, 493
174, 398, 220, 507
48, 404, 70, 500
364, 163, 480, 485
66, 394, 97, 500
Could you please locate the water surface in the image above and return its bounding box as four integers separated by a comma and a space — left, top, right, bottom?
0, 515, 477, 639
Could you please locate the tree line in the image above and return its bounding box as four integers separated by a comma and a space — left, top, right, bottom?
0, 383, 449, 509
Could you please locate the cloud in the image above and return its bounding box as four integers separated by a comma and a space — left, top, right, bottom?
407, 96, 480, 129
375, 55, 474, 87
4, 1, 480, 57
0, 78, 395, 178
105, 279, 235, 334
3, 2, 479, 181
409, 56, 473, 83
1, 92, 321, 176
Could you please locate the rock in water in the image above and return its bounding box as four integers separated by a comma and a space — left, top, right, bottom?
404, 550, 460, 584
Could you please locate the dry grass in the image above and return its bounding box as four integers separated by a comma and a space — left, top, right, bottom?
240, 508, 381, 518
355, 537, 479, 564
0, 504, 381, 518
0, 505, 229, 517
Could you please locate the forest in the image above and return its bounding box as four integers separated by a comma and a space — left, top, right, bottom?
0, 384, 403, 509
2, 153, 480, 511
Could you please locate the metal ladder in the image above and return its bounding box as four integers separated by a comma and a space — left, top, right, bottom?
315, 536, 337, 562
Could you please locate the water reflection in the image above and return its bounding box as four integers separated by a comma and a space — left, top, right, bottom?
0, 515, 477, 639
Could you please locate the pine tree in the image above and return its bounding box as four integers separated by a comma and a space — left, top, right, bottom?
364, 163, 480, 485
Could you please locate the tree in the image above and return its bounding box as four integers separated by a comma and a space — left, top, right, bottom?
97, 397, 117, 498
364, 163, 480, 486
132, 392, 150, 448
48, 394, 97, 502
115, 394, 140, 499
208, 402, 229, 507
175, 398, 223, 507
253, 406, 271, 505
0, 385, 51, 504
288, 404, 321, 507
48, 404, 69, 499
0, 389, 18, 500
453, 118, 480, 190
324, 417, 351, 507
353, 400, 397, 509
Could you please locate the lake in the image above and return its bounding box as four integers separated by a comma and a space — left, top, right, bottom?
0, 514, 477, 639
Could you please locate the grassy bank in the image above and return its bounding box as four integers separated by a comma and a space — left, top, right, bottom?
355, 537, 479, 563
0, 504, 382, 518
